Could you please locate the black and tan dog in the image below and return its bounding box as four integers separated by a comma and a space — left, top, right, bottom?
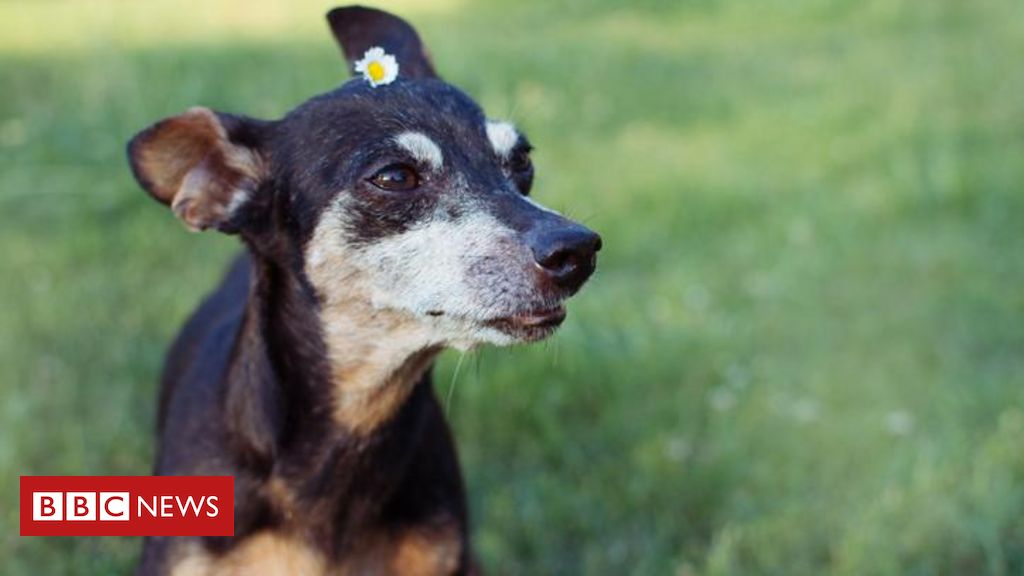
128, 6, 600, 575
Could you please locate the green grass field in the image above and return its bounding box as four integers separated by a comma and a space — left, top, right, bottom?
2, 0, 1024, 573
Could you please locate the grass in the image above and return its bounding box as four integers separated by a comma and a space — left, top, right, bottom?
2, 0, 1024, 573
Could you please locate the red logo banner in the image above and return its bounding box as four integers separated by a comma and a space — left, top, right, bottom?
20, 476, 234, 536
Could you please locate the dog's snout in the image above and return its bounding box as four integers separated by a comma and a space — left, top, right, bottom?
530, 226, 602, 293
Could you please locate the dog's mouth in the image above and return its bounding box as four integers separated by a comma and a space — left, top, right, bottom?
483, 304, 566, 341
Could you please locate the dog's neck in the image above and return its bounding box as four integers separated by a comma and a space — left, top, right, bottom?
225, 253, 440, 497
314, 295, 443, 435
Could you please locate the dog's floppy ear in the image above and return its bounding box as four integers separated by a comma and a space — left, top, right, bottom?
326, 6, 438, 80
127, 107, 268, 233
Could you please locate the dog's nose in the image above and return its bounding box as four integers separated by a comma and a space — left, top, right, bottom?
530, 226, 602, 293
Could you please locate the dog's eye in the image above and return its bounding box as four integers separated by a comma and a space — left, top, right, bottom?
507, 146, 534, 195
509, 148, 532, 173
369, 164, 420, 191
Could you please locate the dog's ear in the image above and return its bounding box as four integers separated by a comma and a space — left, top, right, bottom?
127, 107, 269, 233
326, 6, 438, 80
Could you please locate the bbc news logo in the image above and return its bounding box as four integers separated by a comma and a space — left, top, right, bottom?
32, 490, 219, 522
20, 476, 233, 536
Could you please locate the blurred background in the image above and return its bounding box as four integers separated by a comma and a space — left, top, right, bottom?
2, 0, 1023, 573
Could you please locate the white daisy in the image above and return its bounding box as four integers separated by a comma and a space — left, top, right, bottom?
354, 47, 399, 87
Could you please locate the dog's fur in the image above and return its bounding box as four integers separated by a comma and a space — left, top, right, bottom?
128, 6, 600, 575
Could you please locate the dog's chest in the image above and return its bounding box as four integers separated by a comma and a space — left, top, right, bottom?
171, 532, 324, 575
170, 524, 463, 576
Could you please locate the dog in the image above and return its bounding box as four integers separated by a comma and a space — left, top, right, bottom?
127, 6, 600, 575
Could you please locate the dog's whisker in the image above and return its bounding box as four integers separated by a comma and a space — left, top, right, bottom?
507, 97, 522, 124
473, 348, 484, 384
445, 350, 470, 415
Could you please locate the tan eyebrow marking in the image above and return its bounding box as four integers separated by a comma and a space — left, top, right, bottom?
485, 120, 519, 159
394, 131, 443, 170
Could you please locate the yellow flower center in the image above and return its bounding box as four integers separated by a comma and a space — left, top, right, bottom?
367, 61, 386, 82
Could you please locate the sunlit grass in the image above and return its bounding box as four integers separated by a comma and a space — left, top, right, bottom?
0, 0, 462, 54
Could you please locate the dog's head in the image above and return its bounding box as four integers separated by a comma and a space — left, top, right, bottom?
128, 6, 600, 349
